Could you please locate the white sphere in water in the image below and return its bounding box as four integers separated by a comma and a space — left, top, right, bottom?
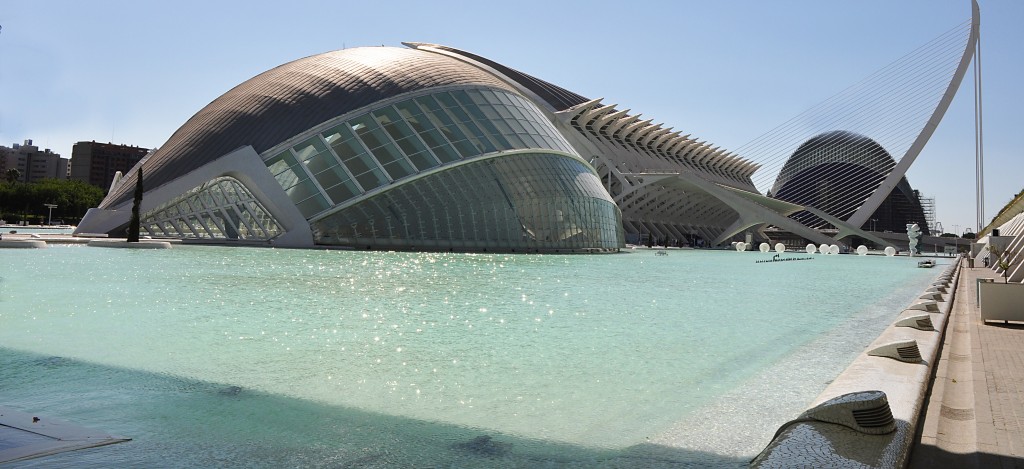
819, 244, 829, 254
829, 245, 840, 255
775, 242, 786, 253
735, 242, 746, 252
759, 242, 770, 253
884, 246, 896, 256
806, 244, 817, 254
856, 245, 869, 255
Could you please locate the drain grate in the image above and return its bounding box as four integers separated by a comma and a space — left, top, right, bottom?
852, 402, 896, 429
897, 343, 922, 362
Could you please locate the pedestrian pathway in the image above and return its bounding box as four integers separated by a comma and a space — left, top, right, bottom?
911, 261, 1024, 468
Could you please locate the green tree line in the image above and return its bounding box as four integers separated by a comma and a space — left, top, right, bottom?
0, 177, 105, 225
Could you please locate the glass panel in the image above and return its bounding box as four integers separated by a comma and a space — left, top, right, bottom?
436, 125, 461, 148
465, 89, 488, 105
266, 152, 292, 176
480, 89, 501, 105
370, 142, 402, 165
285, 179, 319, 202
330, 137, 362, 160
374, 108, 417, 142
504, 133, 525, 148
296, 195, 330, 218
395, 99, 425, 120
394, 134, 428, 157
419, 129, 447, 148
407, 151, 438, 171
313, 165, 345, 192
450, 89, 473, 107
341, 152, 373, 177
451, 139, 478, 158
507, 105, 527, 121
457, 120, 497, 154
404, 113, 429, 133
415, 95, 444, 113
507, 119, 527, 135
358, 127, 389, 149
495, 91, 514, 106
492, 119, 513, 136
325, 179, 360, 204
518, 133, 539, 148
480, 105, 500, 121
303, 153, 335, 175
383, 161, 413, 180
435, 92, 460, 109
350, 114, 379, 134
275, 167, 301, 189
294, 137, 328, 162
446, 104, 473, 124
373, 144, 414, 178
495, 105, 514, 120
354, 167, 388, 191
432, 144, 460, 164
323, 124, 355, 145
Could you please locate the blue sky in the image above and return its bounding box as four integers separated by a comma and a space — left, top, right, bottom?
2, 0, 1019, 234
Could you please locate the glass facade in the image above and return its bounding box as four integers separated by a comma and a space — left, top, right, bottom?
254, 85, 621, 251
312, 153, 623, 252
140, 177, 282, 241
263, 87, 577, 219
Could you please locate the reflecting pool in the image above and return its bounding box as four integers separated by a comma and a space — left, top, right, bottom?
0, 245, 942, 467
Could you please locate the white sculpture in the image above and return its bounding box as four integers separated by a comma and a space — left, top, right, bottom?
907, 223, 921, 257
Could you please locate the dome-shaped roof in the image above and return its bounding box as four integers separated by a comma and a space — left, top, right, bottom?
771, 130, 893, 194
103, 46, 516, 208
769, 130, 927, 233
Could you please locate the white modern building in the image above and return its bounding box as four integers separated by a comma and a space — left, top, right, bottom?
77, 2, 979, 253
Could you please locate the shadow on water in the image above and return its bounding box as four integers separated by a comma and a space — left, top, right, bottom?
1, 348, 749, 468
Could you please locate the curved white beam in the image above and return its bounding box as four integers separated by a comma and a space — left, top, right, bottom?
847, 0, 980, 228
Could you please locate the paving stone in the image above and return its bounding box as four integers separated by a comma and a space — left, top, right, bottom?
911, 263, 1024, 467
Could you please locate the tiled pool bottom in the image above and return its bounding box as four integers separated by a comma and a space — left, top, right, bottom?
0, 246, 942, 467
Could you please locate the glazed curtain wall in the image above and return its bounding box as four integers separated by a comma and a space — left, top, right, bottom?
312, 153, 623, 252
140, 176, 282, 241
263, 87, 578, 220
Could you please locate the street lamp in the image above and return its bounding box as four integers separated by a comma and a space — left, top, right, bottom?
43, 204, 57, 225
870, 218, 877, 232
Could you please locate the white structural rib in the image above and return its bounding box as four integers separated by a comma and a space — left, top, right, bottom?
846, 0, 980, 229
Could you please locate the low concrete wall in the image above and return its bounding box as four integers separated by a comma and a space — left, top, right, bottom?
979, 281, 1024, 323
752, 257, 960, 467
0, 239, 47, 249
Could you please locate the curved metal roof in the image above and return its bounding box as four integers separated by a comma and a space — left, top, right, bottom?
404, 42, 591, 112
103, 47, 516, 208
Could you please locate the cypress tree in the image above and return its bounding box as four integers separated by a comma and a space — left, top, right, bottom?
127, 168, 143, 242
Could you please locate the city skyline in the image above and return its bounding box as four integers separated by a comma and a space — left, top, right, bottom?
2, 0, 1020, 234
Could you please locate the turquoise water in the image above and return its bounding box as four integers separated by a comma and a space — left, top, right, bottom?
0, 246, 941, 467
